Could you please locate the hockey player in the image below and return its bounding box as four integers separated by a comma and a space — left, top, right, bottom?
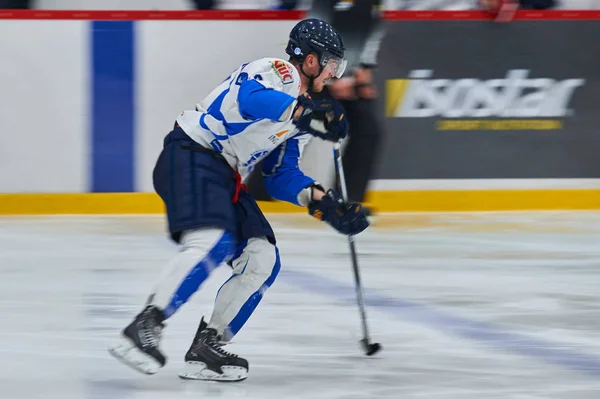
108, 18, 369, 382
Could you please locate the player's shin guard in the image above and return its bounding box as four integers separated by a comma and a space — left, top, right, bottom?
214, 238, 281, 340
180, 237, 281, 381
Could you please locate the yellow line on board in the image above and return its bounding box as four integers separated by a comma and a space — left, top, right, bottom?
0, 193, 303, 215
0, 190, 599, 215
365, 190, 600, 212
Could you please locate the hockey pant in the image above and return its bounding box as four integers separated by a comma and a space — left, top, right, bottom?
149, 228, 280, 340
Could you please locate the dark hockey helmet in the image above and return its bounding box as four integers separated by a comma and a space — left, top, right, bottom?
286, 18, 347, 78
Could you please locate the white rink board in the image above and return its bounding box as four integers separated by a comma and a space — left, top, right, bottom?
0, 21, 88, 193
1, 18, 598, 195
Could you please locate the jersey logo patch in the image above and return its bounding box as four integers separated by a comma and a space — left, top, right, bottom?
271, 61, 294, 85
268, 130, 289, 144
243, 149, 270, 168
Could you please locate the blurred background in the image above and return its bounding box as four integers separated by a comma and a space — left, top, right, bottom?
1, 0, 599, 212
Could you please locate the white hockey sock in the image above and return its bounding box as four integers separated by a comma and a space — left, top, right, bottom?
208, 237, 281, 340
149, 228, 234, 318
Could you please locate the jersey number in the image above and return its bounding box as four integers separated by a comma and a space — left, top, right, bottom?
235, 72, 262, 86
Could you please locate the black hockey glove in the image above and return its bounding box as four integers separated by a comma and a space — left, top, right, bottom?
292, 93, 315, 132
310, 98, 349, 143
308, 189, 369, 236
293, 95, 349, 143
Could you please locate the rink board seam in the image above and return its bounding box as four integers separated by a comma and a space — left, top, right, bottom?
1, 191, 600, 214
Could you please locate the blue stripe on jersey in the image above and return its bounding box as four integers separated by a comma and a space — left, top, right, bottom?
224, 120, 256, 136
205, 87, 257, 137
200, 114, 228, 140
91, 21, 134, 192
262, 138, 315, 205
238, 79, 295, 121
207, 88, 227, 120
262, 141, 287, 176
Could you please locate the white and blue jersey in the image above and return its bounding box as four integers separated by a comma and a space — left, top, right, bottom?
176, 57, 316, 206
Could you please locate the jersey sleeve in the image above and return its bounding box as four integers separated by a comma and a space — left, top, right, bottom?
237, 58, 301, 122
261, 133, 315, 206
237, 79, 295, 122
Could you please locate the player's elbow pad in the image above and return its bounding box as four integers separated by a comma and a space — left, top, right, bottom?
238, 80, 295, 121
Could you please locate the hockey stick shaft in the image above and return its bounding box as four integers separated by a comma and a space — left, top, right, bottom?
333, 142, 372, 343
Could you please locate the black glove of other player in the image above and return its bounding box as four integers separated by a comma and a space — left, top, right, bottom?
293, 95, 349, 143
308, 189, 369, 236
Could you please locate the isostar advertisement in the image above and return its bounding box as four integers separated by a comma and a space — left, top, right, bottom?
374, 21, 600, 179
385, 69, 584, 131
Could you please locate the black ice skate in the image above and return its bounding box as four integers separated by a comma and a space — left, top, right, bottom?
186, 317, 230, 351
179, 323, 248, 382
108, 305, 167, 375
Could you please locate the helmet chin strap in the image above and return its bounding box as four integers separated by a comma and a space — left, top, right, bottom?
299, 62, 325, 93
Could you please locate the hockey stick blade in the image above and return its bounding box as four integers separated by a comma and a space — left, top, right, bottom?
361, 339, 382, 356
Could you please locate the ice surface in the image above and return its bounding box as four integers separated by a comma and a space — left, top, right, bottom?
1, 212, 599, 399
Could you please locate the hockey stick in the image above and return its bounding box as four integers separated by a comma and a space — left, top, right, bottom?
333, 141, 381, 356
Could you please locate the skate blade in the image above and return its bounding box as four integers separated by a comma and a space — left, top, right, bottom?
179, 361, 247, 382
108, 336, 163, 375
